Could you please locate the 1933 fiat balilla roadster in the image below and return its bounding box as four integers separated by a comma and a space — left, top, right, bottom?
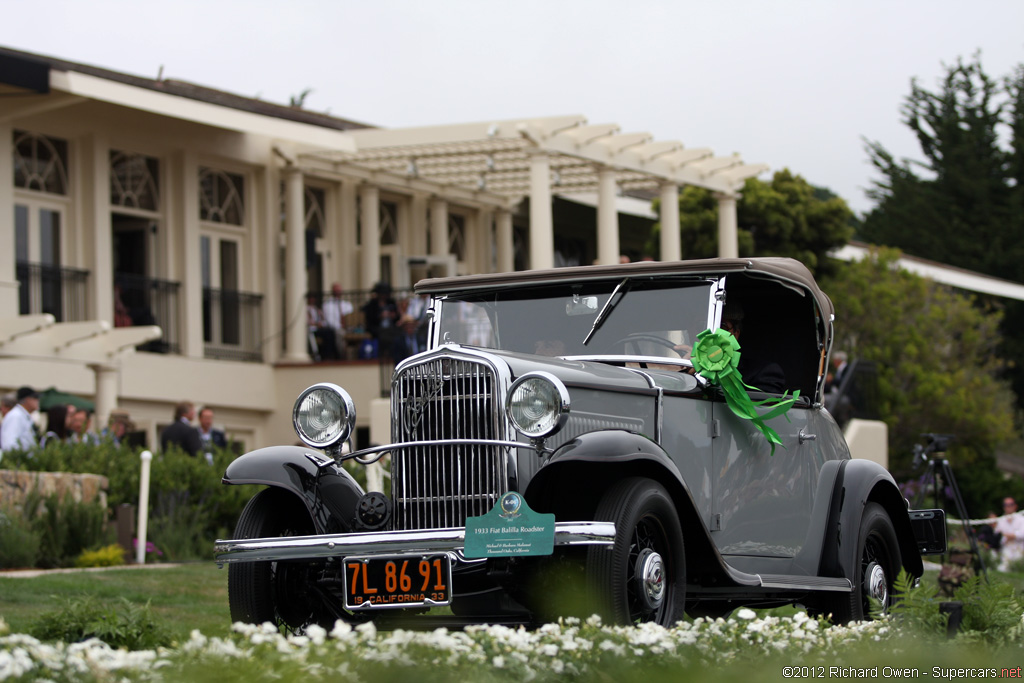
215, 257, 945, 629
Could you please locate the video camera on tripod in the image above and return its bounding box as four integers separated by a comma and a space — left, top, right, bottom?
910, 432, 985, 578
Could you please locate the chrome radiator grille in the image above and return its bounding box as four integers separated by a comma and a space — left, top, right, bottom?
390, 356, 506, 530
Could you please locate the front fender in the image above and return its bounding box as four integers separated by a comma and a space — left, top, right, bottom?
525, 430, 726, 583
827, 459, 923, 581
224, 445, 365, 534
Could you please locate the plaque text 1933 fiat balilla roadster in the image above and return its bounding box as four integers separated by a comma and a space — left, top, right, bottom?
215, 257, 945, 629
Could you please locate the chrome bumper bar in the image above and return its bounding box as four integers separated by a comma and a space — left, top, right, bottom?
215, 521, 616, 565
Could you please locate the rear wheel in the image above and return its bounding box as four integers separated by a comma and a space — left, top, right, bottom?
586, 477, 686, 625
228, 488, 336, 630
819, 502, 902, 623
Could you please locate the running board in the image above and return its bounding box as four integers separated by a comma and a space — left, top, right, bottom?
720, 565, 852, 593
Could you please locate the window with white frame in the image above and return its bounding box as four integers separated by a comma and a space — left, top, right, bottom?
199, 166, 256, 359
12, 130, 84, 320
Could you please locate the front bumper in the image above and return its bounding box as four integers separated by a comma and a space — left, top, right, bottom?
214, 521, 616, 565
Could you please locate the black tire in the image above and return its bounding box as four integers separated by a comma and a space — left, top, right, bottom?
228, 488, 334, 630
820, 502, 902, 624
586, 477, 686, 625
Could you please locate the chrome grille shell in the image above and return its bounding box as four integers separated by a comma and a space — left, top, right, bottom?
390, 349, 514, 531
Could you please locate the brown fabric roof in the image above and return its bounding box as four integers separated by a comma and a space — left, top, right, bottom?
415, 257, 835, 320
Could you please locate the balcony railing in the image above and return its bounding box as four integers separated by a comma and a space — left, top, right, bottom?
203, 288, 264, 363
115, 273, 181, 354
17, 261, 90, 322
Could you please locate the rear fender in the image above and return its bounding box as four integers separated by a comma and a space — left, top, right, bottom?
223, 445, 365, 534
821, 459, 924, 581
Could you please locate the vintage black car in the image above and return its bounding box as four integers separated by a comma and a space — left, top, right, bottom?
215, 257, 945, 629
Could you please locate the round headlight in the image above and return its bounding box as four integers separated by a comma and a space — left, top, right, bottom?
506, 372, 570, 439
293, 383, 356, 450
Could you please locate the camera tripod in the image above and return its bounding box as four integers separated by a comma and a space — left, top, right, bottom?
911, 434, 987, 580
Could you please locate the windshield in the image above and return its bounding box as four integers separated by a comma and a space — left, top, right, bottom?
436, 278, 714, 362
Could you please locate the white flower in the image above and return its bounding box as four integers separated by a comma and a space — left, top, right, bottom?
735, 608, 757, 620
493, 655, 505, 668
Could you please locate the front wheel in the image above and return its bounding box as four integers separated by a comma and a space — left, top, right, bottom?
586, 477, 686, 625
228, 488, 337, 630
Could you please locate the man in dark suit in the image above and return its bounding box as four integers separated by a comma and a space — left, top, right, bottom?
198, 406, 227, 449
160, 401, 202, 457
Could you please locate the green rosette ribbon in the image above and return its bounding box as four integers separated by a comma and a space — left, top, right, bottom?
690, 328, 799, 456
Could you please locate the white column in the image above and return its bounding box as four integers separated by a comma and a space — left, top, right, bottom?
176, 151, 204, 359
528, 153, 553, 270
339, 180, 358, 291
597, 167, 620, 265
0, 124, 18, 317
476, 208, 494, 273
360, 184, 381, 289
283, 167, 310, 362
659, 183, 681, 262
715, 192, 739, 259
410, 193, 429, 256
92, 363, 118, 429
429, 197, 448, 258
496, 209, 514, 273
82, 135, 113, 323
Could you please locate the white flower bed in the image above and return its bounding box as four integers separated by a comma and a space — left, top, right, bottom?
0, 613, 894, 682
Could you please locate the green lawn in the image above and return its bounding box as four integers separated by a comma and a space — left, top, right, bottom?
0, 562, 231, 640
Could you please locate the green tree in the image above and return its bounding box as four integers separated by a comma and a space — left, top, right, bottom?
859, 53, 1024, 406
860, 54, 1021, 281
653, 169, 854, 278
821, 248, 1016, 485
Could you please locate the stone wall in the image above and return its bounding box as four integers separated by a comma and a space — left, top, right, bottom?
0, 470, 109, 511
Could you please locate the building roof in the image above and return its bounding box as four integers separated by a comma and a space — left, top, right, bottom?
0, 46, 372, 132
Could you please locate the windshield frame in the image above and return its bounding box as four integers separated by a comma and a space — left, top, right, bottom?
432, 276, 721, 364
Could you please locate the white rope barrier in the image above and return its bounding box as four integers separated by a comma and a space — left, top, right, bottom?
945, 510, 1023, 526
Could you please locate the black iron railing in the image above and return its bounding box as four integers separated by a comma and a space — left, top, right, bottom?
16, 262, 90, 322
203, 288, 264, 363
114, 273, 181, 354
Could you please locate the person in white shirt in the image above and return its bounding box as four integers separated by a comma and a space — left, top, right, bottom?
322, 283, 354, 357
0, 386, 40, 456
995, 497, 1024, 571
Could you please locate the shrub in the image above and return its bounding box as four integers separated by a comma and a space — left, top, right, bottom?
21, 489, 111, 568
0, 508, 41, 569
29, 596, 171, 650
75, 543, 127, 568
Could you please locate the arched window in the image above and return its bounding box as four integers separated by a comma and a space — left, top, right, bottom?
13, 130, 68, 195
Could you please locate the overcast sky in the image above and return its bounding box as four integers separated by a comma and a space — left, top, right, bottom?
3, 1, 1023, 214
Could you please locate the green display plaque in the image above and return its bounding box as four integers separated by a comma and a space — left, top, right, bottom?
464, 492, 555, 558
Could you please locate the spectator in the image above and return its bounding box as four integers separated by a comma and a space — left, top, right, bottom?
198, 405, 227, 461
362, 282, 399, 355
160, 401, 202, 457
0, 386, 40, 455
307, 294, 339, 360
102, 409, 133, 447
995, 497, 1024, 571
0, 392, 15, 420
68, 408, 99, 445
322, 283, 354, 356
40, 404, 72, 447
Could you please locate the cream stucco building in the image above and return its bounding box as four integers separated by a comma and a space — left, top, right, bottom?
0, 46, 766, 451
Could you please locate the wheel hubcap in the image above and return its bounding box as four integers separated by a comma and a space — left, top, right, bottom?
864, 561, 888, 611
635, 548, 665, 611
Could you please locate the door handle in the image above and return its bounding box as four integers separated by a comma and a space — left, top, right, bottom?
798, 429, 817, 444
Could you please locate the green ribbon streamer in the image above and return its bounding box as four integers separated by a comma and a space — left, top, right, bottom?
690, 328, 799, 456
